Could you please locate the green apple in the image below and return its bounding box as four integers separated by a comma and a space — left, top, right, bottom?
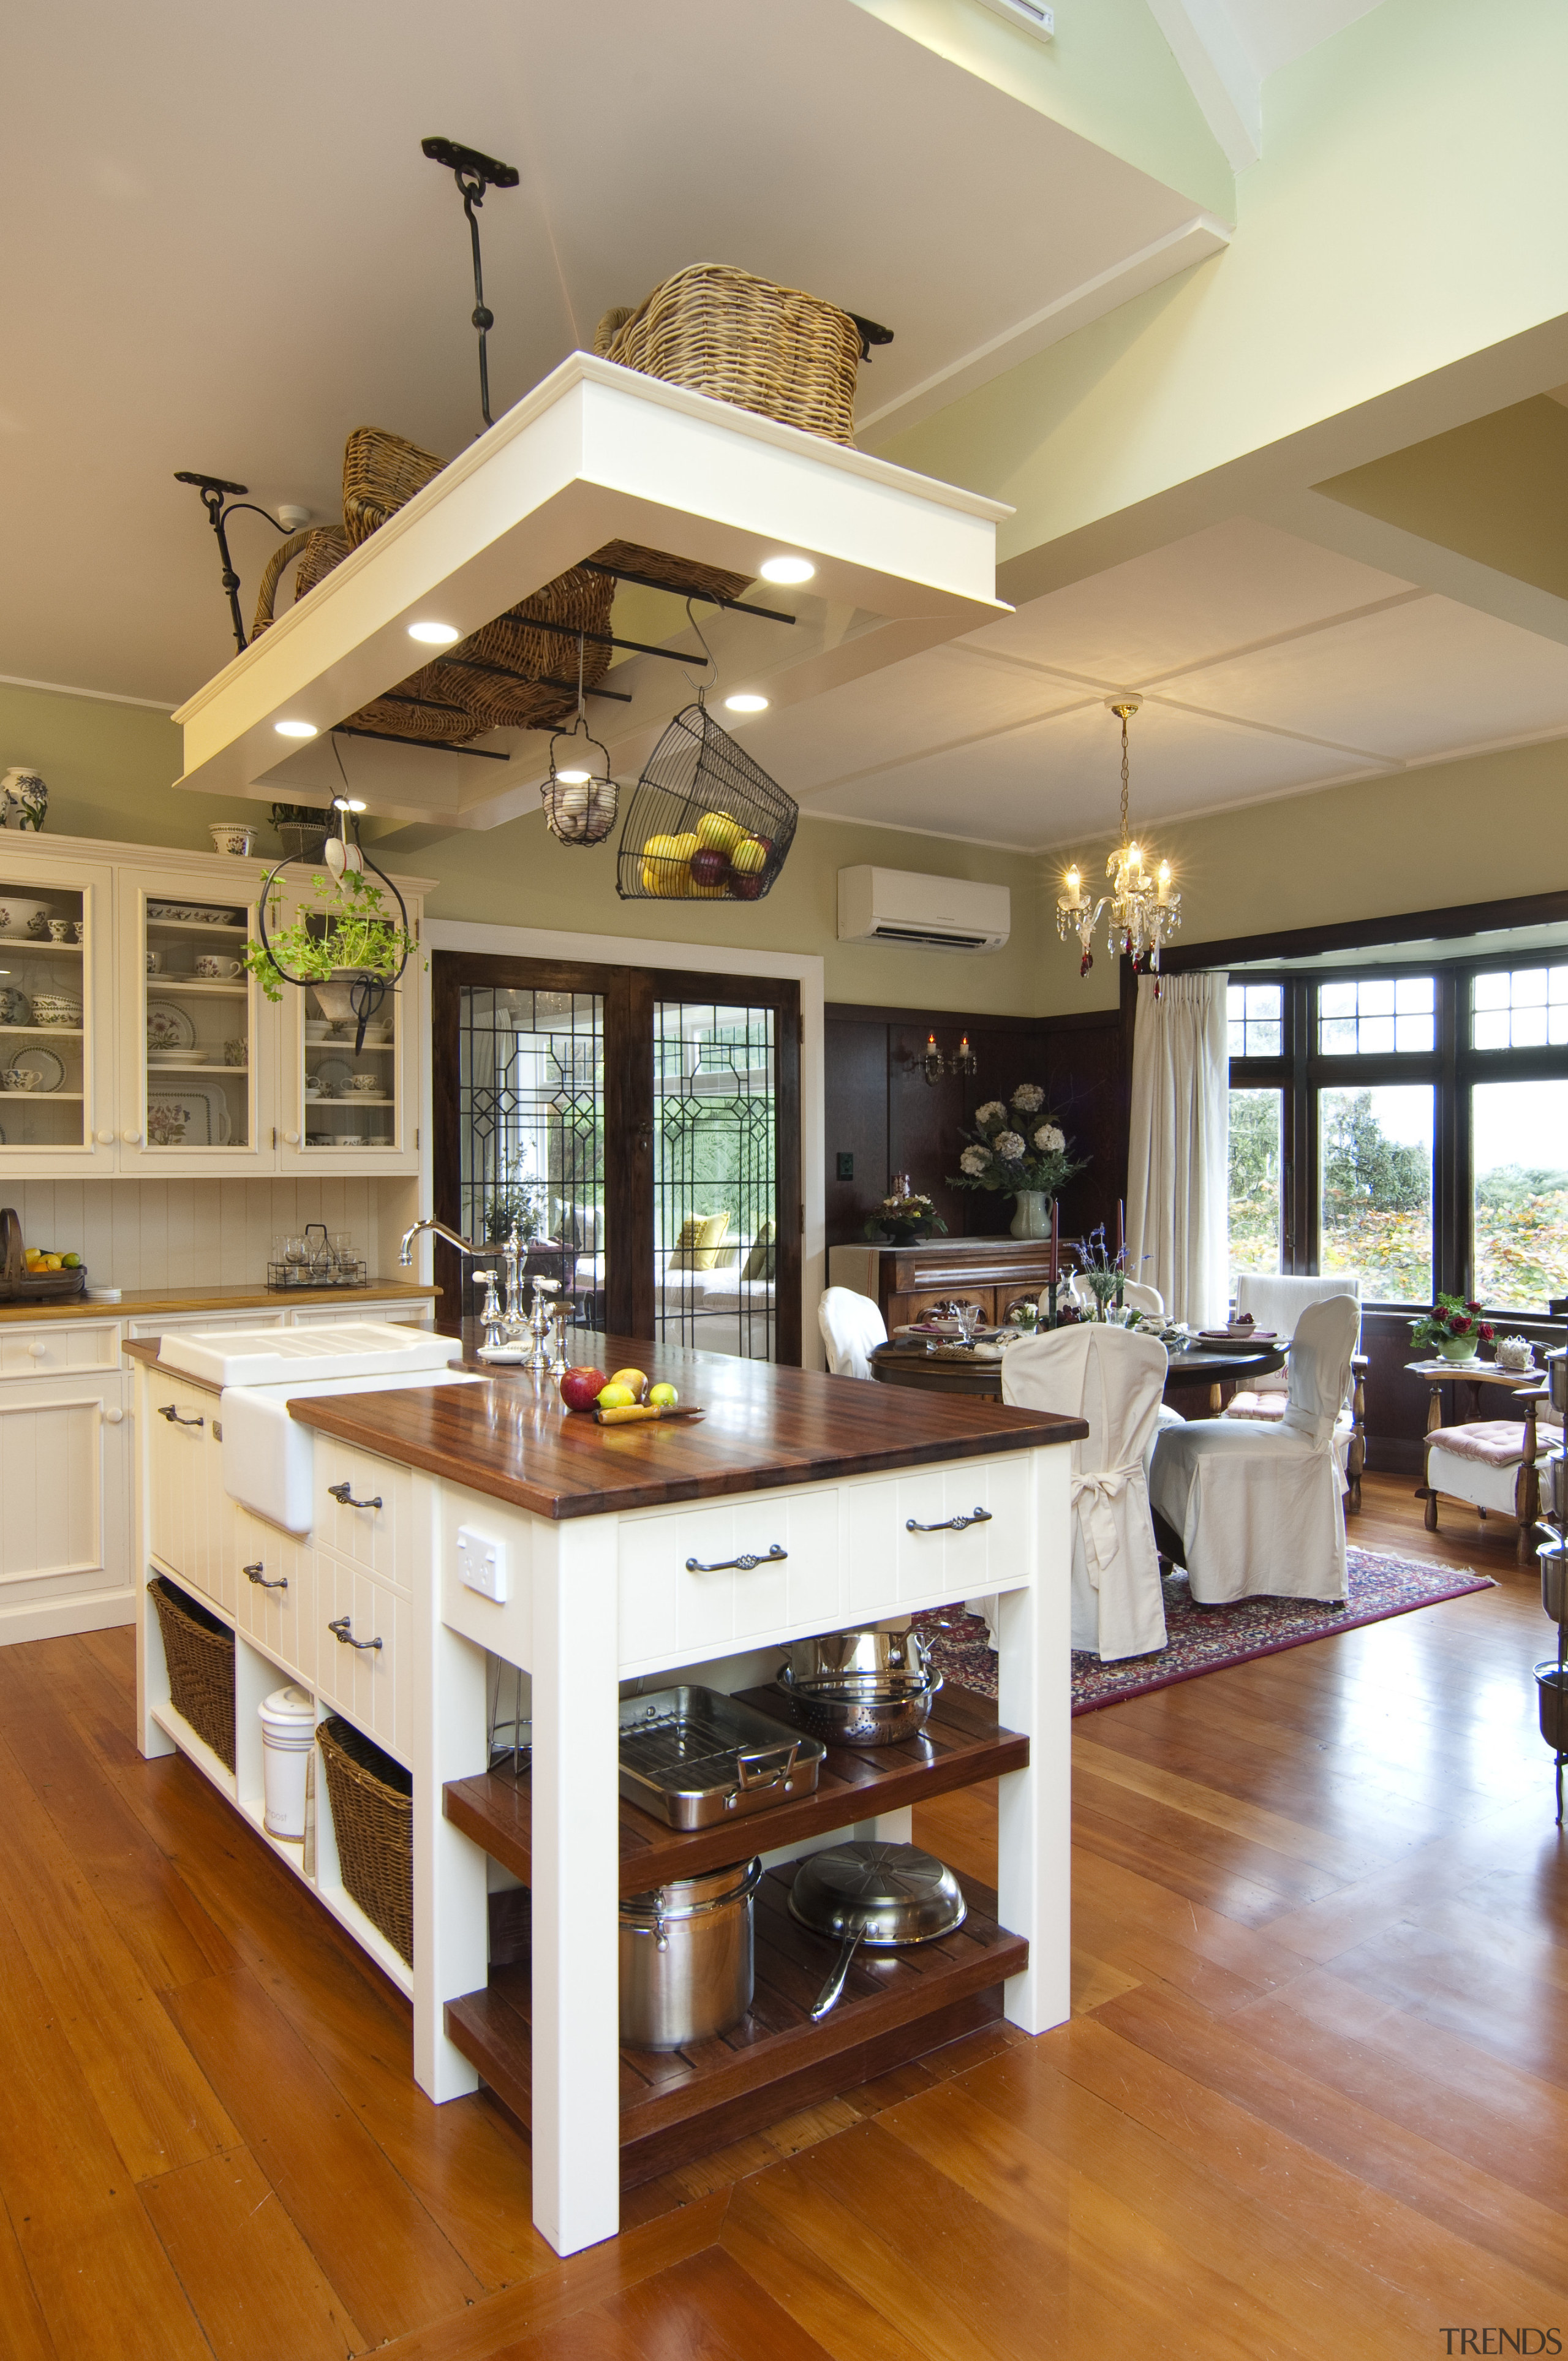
647, 1381, 679, 1408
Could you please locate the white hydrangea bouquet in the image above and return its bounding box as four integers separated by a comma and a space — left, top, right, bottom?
948, 1082, 1082, 1198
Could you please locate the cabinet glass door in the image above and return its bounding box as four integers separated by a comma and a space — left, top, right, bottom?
302, 976, 401, 1154
0, 874, 89, 1153
140, 890, 255, 1155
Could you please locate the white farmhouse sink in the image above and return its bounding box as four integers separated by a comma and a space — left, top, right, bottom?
157, 1320, 458, 1389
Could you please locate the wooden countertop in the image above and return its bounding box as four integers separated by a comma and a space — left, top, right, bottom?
284, 1332, 1085, 1520
6, 1280, 439, 1326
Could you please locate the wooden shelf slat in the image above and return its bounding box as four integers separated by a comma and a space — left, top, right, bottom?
443, 1685, 1028, 1896
445, 1862, 1025, 2186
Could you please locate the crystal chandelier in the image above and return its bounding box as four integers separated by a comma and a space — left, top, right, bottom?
1056, 697, 1180, 978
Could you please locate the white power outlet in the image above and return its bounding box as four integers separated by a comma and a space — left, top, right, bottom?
456, 1525, 507, 1603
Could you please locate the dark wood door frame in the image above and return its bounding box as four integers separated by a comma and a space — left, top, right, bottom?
432, 951, 802, 1364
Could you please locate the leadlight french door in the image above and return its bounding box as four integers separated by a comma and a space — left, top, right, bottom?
432, 953, 801, 1362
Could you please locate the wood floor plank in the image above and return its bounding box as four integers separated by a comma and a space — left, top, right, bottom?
720, 2178, 924, 2361
0, 2196, 59, 2361
0, 1734, 239, 2180
0, 1875, 211, 2361
163, 1964, 483, 2344
371, 2190, 732, 2361
139, 2144, 364, 2359
606, 2244, 837, 2361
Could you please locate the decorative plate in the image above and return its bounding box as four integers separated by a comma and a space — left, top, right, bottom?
6, 1046, 64, 1091
311, 1055, 355, 1094
146, 1000, 197, 1052
146, 1083, 230, 1146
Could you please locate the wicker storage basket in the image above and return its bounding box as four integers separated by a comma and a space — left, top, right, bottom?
316, 1716, 413, 1963
448, 565, 615, 730
148, 1578, 235, 1769
594, 264, 863, 445
586, 538, 752, 609
343, 426, 447, 547
616, 701, 797, 902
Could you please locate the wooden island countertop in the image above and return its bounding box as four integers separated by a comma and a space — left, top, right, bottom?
279, 1332, 1085, 1520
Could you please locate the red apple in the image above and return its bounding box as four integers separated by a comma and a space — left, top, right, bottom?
689, 846, 731, 890
731, 874, 764, 900
559, 1365, 607, 1412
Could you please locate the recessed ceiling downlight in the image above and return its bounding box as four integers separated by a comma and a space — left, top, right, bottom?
408, 619, 461, 645
274, 719, 318, 738
724, 693, 769, 714
758, 556, 814, 585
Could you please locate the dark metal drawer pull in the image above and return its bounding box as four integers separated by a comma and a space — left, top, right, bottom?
328, 1482, 383, 1511
327, 1614, 382, 1652
157, 1403, 205, 1427
684, 1543, 788, 1573
905, 1506, 993, 1534
244, 1562, 287, 1590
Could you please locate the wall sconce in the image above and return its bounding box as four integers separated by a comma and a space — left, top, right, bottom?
918, 1033, 978, 1087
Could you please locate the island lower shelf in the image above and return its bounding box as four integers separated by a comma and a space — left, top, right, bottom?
443, 1682, 1030, 1895
447, 1860, 1027, 2186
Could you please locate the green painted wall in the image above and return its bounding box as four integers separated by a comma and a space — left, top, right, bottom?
850, 0, 1234, 219
0, 680, 1043, 1016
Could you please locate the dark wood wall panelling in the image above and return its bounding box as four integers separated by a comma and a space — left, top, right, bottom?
824, 1000, 1130, 1250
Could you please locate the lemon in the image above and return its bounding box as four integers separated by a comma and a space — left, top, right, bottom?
648, 1381, 679, 1408
597, 1381, 636, 1410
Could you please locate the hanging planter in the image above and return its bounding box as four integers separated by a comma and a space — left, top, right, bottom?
244, 804, 420, 1052
615, 695, 796, 902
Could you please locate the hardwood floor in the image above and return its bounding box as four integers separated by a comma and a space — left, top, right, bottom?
0, 1472, 1561, 2357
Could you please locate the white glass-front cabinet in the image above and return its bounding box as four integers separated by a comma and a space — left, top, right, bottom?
275, 879, 418, 1174
0, 852, 115, 1171
116, 868, 270, 1174
0, 834, 428, 1179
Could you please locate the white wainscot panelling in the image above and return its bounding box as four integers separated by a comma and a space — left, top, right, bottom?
6, 1175, 414, 1293
618, 1486, 843, 1673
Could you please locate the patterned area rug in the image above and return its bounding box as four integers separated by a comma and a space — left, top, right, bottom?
914, 1548, 1495, 1717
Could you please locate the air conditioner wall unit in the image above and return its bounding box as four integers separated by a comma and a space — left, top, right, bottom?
837, 866, 1011, 954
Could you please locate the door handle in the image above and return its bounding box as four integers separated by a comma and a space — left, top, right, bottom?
328, 1614, 382, 1651
328, 1481, 382, 1510
157, 1403, 205, 1427
684, 1543, 787, 1572
244, 1562, 287, 1588
122, 1129, 141, 1145
100, 1407, 124, 1425
905, 1506, 992, 1533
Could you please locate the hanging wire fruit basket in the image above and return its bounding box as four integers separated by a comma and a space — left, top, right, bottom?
615, 698, 797, 902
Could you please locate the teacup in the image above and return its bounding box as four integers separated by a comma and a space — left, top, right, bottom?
145, 949, 162, 975
72, 920, 85, 943
48, 918, 73, 943
348, 1073, 380, 1094
4, 1067, 42, 1092
195, 954, 241, 980
209, 822, 255, 857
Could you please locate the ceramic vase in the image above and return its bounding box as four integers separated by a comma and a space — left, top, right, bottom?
1436, 1335, 1478, 1361
1009, 1190, 1052, 1239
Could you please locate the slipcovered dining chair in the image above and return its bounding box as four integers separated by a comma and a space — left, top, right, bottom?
1150, 1293, 1362, 1604
818, 1286, 888, 1381
1222, 1271, 1368, 1511
1002, 1324, 1169, 1661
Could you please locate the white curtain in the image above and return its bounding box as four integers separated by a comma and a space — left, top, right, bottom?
1126, 972, 1229, 1329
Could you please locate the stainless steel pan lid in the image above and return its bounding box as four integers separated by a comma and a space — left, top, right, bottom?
788, 1840, 965, 2019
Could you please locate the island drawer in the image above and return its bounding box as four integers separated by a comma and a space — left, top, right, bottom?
614, 1453, 1035, 1669
312, 1444, 411, 1591
0, 1323, 120, 1381
148, 1379, 237, 1609
313, 1555, 410, 1767
233, 1513, 316, 1686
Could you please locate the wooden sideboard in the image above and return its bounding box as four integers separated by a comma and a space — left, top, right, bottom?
829, 1237, 1069, 1332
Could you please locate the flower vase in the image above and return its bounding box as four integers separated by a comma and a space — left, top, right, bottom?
1009, 1190, 1051, 1240
1436, 1335, 1478, 1361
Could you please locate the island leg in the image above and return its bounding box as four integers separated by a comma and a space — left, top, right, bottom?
995, 1445, 1071, 2035
531, 1517, 622, 2256
413, 1611, 488, 2102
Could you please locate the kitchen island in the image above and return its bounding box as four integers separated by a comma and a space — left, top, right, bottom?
130, 1329, 1082, 2258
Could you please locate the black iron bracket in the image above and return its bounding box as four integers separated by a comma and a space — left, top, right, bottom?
423, 135, 519, 431
174, 472, 296, 655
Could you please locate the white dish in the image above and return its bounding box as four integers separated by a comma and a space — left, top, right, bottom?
148, 902, 244, 926
146, 1000, 197, 1052
30, 1005, 81, 1027
4, 1045, 65, 1091
146, 1082, 230, 1146
0, 899, 53, 938
311, 1055, 355, 1093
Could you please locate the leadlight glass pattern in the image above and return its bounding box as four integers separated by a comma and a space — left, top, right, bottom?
1227, 983, 1283, 1059
654, 1000, 777, 1361
457, 986, 605, 1323
1318, 975, 1434, 1056
1471, 965, 1568, 1051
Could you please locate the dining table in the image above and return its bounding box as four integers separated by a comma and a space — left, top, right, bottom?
869, 1335, 1287, 1401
